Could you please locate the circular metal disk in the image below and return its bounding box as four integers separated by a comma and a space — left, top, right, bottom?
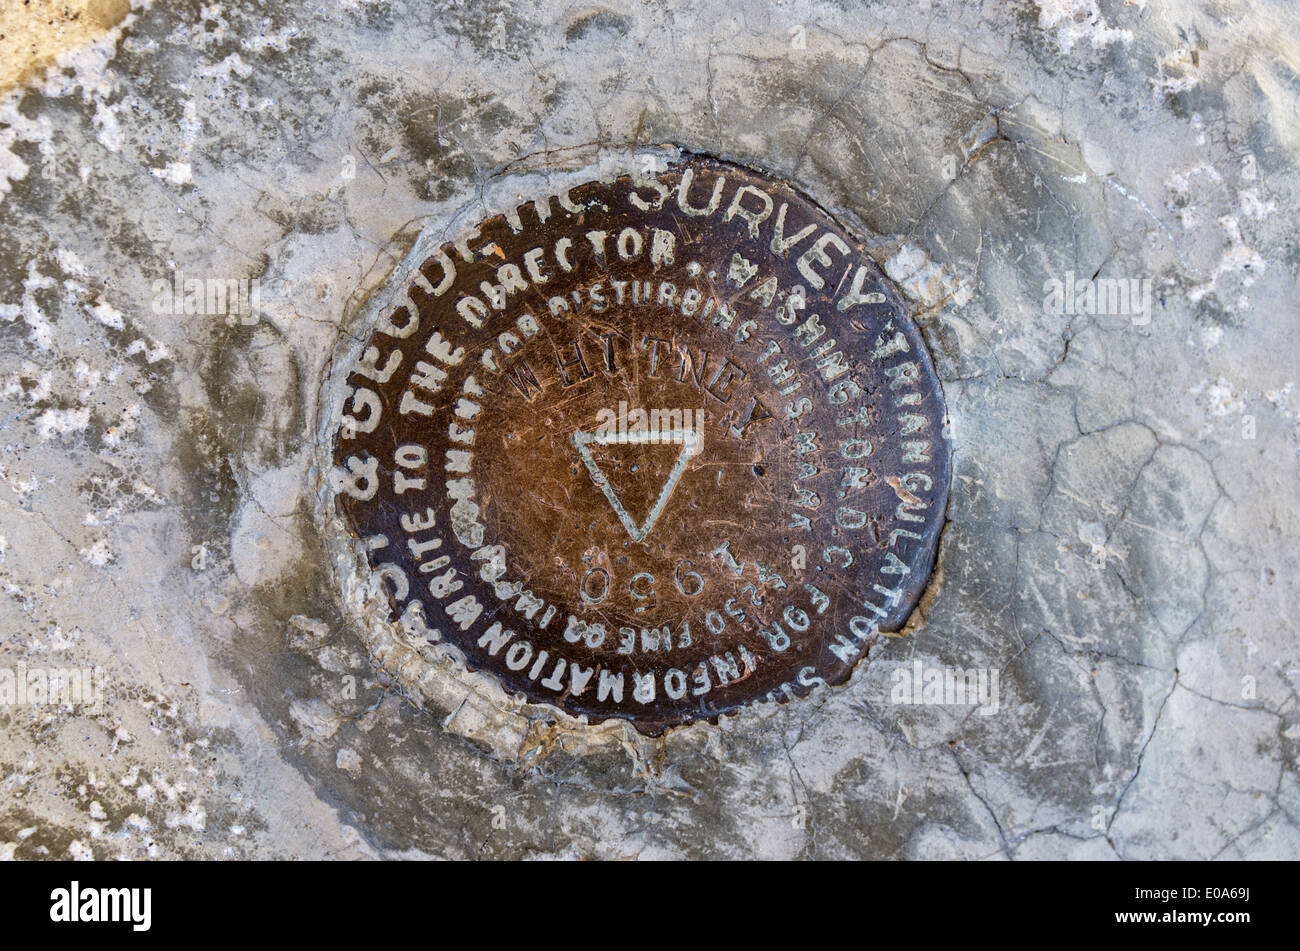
330, 152, 950, 735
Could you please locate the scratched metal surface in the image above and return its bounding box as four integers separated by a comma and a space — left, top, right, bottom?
332, 154, 950, 732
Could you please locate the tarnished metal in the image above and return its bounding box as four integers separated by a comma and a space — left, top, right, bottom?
329, 153, 951, 734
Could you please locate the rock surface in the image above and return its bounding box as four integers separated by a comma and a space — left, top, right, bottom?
0, 0, 1296, 860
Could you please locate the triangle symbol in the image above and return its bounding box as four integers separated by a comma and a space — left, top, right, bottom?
571, 428, 701, 542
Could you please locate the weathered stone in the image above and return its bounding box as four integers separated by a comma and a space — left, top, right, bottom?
0, 0, 1296, 860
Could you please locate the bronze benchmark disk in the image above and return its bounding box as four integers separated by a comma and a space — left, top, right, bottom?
329, 152, 951, 735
